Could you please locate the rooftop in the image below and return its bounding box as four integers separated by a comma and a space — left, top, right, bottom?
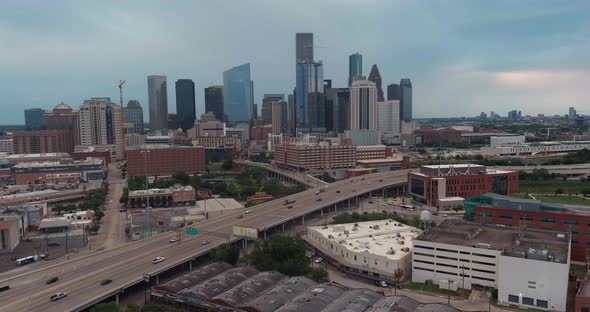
468, 193, 590, 215
310, 220, 420, 261
195, 198, 244, 212
154, 262, 232, 294
38, 217, 71, 229
368, 296, 462, 312
127, 144, 199, 150
357, 157, 404, 164
276, 283, 347, 312
179, 267, 259, 301
323, 289, 383, 312
241, 276, 317, 312
6, 153, 69, 160
129, 185, 195, 197
417, 220, 570, 263
12, 157, 103, 169
417, 164, 515, 177
210, 271, 286, 308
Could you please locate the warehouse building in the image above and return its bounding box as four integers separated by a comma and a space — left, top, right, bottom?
307, 220, 420, 281
412, 220, 570, 311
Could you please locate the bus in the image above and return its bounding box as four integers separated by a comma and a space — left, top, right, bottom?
16, 256, 37, 266
400, 204, 415, 210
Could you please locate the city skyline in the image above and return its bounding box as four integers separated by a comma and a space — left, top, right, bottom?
1, 1, 590, 124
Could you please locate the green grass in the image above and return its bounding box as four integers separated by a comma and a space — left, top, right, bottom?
519, 180, 590, 194
403, 282, 464, 297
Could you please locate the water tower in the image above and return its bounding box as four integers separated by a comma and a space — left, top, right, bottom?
420, 209, 432, 232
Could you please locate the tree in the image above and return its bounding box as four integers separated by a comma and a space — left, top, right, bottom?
211, 244, 240, 265
249, 235, 310, 276
124, 304, 140, 312
90, 302, 120, 312
555, 188, 564, 195
308, 267, 329, 283
582, 188, 590, 197
190, 174, 201, 189
321, 172, 336, 183
171, 171, 190, 185
221, 159, 235, 170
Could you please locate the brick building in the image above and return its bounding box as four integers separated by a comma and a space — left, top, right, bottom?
466, 193, 590, 262
415, 128, 463, 144
126, 145, 205, 177
274, 142, 356, 170
12, 129, 76, 154
408, 164, 518, 208
355, 144, 392, 160
128, 186, 196, 208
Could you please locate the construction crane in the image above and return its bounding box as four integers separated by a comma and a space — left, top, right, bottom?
118, 80, 126, 107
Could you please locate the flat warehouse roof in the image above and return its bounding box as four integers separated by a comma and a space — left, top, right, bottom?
417, 220, 569, 263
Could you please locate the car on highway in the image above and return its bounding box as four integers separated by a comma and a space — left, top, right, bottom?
100, 279, 113, 285
169, 236, 180, 243
442, 214, 448, 217
46, 276, 59, 284
201, 240, 210, 245
237, 214, 244, 219
245, 210, 251, 214
287, 205, 293, 209
314, 257, 324, 264
377, 280, 388, 288
50, 292, 67, 301
316, 198, 322, 202
152, 257, 166, 264
336, 190, 340, 193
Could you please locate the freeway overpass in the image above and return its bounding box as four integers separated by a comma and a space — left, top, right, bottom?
492, 163, 590, 175
234, 160, 328, 187
0, 170, 408, 312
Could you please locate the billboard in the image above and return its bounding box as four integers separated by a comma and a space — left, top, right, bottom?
232, 225, 258, 239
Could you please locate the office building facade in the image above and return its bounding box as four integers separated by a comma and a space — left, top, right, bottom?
24, 108, 45, 130
295, 61, 325, 132
223, 63, 253, 126
78, 97, 125, 160
12, 130, 76, 154
126, 145, 206, 178
367, 64, 384, 101
348, 53, 363, 86
350, 80, 377, 130
261, 94, 284, 125
377, 100, 401, 133
204, 86, 224, 122
295, 33, 313, 62
271, 101, 288, 135
124, 100, 144, 134
175, 79, 196, 131
387, 83, 400, 101
400, 78, 412, 122
147, 75, 168, 135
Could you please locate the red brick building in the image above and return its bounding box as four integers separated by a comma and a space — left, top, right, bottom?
466, 193, 589, 262
12, 129, 76, 154
252, 125, 272, 142
408, 164, 518, 208
274, 142, 355, 170
126, 145, 206, 177
415, 128, 463, 144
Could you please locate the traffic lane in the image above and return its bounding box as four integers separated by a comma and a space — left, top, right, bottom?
0, 230, 181, 302
6, 234, 225, 312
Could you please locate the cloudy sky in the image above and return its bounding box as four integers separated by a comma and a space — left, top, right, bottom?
1, 0, 589, 124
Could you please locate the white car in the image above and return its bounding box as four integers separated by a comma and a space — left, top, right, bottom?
169, 237, 180, 243
152, 257, 166, 264
50, 292, 67, 301
314, 257, 324, 264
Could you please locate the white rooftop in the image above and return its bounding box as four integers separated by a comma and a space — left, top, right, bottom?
6, 153, 69, 159
310, 220, 421, 261
422, 164, 484, 169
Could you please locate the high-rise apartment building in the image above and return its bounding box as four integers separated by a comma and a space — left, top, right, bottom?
261, 94, 284, 125
124, 100, 144, 134
175, 79, 196, 131
223, 63, 253, 126
349, 53, 363, 86
204, 86, 224, 122
24, 108, 45, 130
271, 101, 288, 135
79, 97, 125, 160
387, 83, 400, 101
400, 78, 412, 122
147, 75, 168, 135
296, 33, 313, 62
377, 100, 401, 133
350, 80, 377, 130
368, 64, 384, 102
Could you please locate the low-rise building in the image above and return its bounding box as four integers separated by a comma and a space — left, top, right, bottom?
0, 189, 88, 206
465, 193, 590, 261
126, 145, 205, 178
481, 140, 590, 157
128, 186, 196, 208
0, 218, 20, 251
412, 220, 570, 311
10, 157, 105, 185
408, 164, 518, 208
72, 145, 112, 163
38, 217, 70, 233
0, 139, 13, 154
193, 136, 243, 151
355, 144, 391, 160
307, 220, 420, 281
5, 153, 69, 164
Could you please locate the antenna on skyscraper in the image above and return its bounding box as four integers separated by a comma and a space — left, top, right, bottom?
118, 80, 126, 107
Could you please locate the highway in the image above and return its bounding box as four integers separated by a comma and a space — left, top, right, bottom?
0, 169, 409, 312
492, 163, 590, 175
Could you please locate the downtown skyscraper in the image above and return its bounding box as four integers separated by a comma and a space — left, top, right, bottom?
349, 53, 362, 86
204, 86, 224, 122
400, 78, 412, 122
147, 75, 168, 135
223, 63, 253, 126
368, 64, 384, 102
350, 79, 378, 130
295, 33, 325, 133
175, 79, 196, 131
79, 97, 124, 160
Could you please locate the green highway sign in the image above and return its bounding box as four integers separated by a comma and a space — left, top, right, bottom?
186, 227, 198, 236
